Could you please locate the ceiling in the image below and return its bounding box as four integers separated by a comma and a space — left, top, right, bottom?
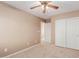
4, 1, 79, 20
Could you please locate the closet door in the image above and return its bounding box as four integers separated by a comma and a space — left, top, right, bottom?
67, 17, 79, 50
44, 23, 51, 43
55, 19, 66, 47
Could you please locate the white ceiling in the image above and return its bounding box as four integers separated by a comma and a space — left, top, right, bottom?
4, 1, 79, 20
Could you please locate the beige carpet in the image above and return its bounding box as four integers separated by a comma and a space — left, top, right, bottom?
6, 43, 79, 58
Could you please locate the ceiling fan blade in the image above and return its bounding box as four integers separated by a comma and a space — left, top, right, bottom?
48, 4, 59, 9
43, 5, 46, 13
30, 5, 41, 9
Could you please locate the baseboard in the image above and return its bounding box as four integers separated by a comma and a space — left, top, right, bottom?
4, 43, 40, 58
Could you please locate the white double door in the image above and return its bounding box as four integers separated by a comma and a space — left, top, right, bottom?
55, 17, 79, 50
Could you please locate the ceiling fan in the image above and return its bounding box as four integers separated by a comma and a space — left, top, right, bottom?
30, 1, 59, 13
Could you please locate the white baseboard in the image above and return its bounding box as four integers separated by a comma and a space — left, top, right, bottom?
4, 43, 39, 58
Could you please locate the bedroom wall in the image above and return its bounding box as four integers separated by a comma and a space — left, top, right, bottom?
51, 10, 79, 44
0, 3, 41, 57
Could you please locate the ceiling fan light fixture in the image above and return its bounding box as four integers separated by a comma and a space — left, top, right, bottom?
46, 6, 49, 9
42, 5, 44, 9
30, 1, 59, 13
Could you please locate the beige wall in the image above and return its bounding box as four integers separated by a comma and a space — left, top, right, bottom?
0, 3, 41, 57
51, 10, 79, 44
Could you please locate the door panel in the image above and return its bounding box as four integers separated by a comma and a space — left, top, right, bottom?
55, 17, 79, 50
55, 19, 66, 47
44, 23, 51, 43
67, 17, 79, 50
